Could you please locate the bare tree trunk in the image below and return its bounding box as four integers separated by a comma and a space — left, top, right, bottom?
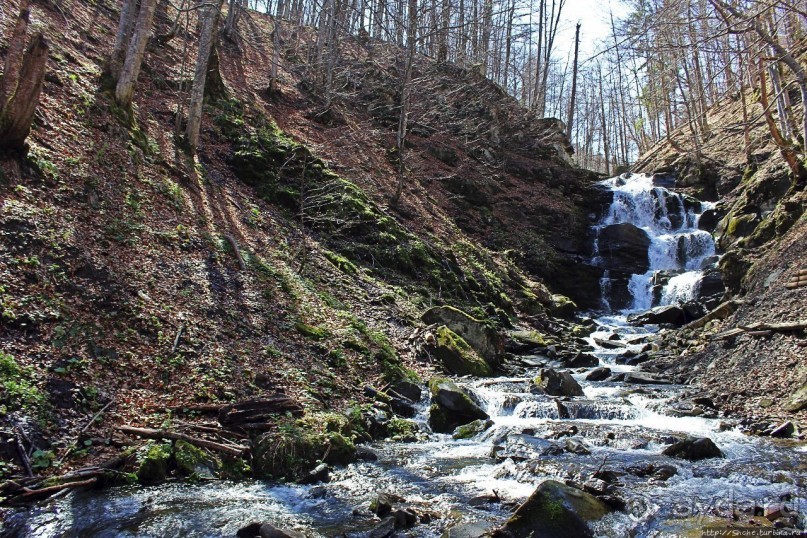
391, 0, 417, 207
437, 0, 450, 62
0, 30, 49, 152
223, 0, 243, 40
115, 0, 158, 106
565, 22, 579, 140
110, 0, 141, 80
186, 0, 224, 150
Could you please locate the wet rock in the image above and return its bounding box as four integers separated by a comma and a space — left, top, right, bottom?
652, 465, 677, 481
662, 436, 723, 460
492, 434, 563, 461
606, 373, 626, 382
494, 480, 610, 538
582, 478, 610, 496
769, 421, 795, 438
370, 492, 406, 517
564, 438, 592, 455
442, 523, 490, 538
300, 462, 330, 484
592, 337, 626, 349
422, 306, 504, 365
624, 353, 650, 366
237, 522, 305, 538
452, 419, 494, 440
698, 208, 718, 231
388, 396, 416, 418
623, 372, 671, 385
597, 223, 651, 274
369, 517, 396, 538
534, 368, 584, 397
356, 446, 379, 461
428, 378, 489, 433
566, 352, 599, 368
628, 305, 687, 327
429, 326, 493, 376
586, 367, 612, 382
390, 380, 422, 403
393, 508, 418, 528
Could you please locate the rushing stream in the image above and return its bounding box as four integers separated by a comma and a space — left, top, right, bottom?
5, 175, 806, 537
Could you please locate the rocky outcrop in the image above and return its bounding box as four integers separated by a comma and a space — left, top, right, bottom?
494, 480, 610, 538
596, 223, 651, 274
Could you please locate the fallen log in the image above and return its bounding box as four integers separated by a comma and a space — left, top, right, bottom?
218, 397, 304, 429
4, 477, 97, 504
713, 328, 745, 340
118, 426, 248, 457
683, 300, 739, 331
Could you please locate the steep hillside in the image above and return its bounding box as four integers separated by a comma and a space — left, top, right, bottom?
0, 0, 600, 482
634, 88, 807, 425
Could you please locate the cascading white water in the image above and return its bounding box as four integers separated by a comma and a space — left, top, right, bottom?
594, 173, 716, 312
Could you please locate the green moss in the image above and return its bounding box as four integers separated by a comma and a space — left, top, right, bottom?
295, 322, 330, 340
432, 325, 492, 377
253, 416, 357, 480
386, 418, 419, 442
323, 250, 358, 274
452, 419, 492, 440
136, 442, 172, 484
174, 440, 218, 477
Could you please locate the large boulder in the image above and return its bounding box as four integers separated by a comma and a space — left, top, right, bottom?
422, 306, 504, 366
596, 223, 651, 273
628, 305, 687, 327
662, 437, 723, 460
428, 378, 489, 433
495, 480, 610, 538
429, 326, 492, 377
534, 368, 584, 397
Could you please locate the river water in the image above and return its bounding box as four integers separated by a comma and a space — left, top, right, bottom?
5, 175, 806, 537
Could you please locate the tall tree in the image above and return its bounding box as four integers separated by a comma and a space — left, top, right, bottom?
186, 0, 225, 150
0, 0, 49, 152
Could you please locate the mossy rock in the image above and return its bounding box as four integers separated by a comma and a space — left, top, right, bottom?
422, 306, 504, 366
174, 440, 219, 478
428, 377, 489, 433
430, 326, 492, 377
719, 213, 759, 248
718, 250, 751, 295
386, 418, 420, 442
452, 419, 493, 440
136, 442, 172, 484
253, 420, 356, 481
548, 294, 577, 319
498, 480, 610, 538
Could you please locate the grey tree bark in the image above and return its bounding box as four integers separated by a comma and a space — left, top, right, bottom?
115, 0, 158, 106
186, 0, 224, 150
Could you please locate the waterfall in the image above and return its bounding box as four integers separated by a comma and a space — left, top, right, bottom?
593, 173, 716, 313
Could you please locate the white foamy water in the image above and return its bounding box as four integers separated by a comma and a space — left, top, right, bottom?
594, 173, 717, 313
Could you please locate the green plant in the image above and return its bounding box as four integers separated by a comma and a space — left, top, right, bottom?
31, 449, 55, 470
0, 352, 44, 414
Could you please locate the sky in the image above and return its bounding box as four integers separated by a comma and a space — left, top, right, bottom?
553, 0, 632, 62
